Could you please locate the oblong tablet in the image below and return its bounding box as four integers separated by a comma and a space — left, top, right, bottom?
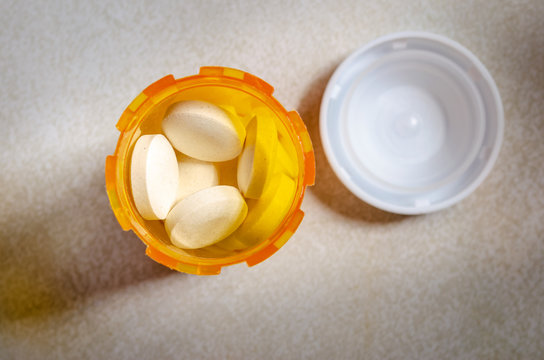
237, 115, 278, 199
130, 134, 178, 220
276, 122, 300, 179
162, 100, 246, 162
275, 142, 298, 179
217, 173, 296, 250
176, 154, 219, 202
165, 186, 248, 249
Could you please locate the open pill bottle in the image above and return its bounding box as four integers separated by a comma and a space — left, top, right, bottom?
105, 67, 315, 275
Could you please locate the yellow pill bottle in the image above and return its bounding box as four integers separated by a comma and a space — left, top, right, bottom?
105, 67, 315, 275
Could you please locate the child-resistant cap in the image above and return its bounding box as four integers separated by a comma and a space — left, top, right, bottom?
320, 32, 504, 214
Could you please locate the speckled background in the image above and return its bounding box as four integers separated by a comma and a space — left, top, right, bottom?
1, 1, 543, 359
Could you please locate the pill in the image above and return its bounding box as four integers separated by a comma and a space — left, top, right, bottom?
176, 153, 219, 202
237, 115, 278, 199
130, 134, 178, 220
276, 121, 299, 179
270, 142, 297, 179
162, 100, 246, 162
217, 173, 296, 250
239, 173, 296, 244
250, 107, 298, 178
165, 186, 248, 249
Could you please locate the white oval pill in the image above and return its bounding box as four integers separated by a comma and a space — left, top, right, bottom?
176, 153, 219, 202
130, 134, 178, 220
237, 115, 278, 199
165, 186, 248, 249
162, 100, 246, 162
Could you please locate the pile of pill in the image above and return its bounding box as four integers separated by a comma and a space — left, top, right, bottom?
130, 100, 297, 250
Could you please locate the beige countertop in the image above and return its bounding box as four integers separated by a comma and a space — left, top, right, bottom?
1, 0, 543, 359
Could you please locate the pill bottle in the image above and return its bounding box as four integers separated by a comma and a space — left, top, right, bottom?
105, 67, 315, 275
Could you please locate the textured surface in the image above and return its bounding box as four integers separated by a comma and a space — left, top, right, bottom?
1, 0, 543, 359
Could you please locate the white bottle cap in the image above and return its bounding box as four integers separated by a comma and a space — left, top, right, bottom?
320, 32, 504, 214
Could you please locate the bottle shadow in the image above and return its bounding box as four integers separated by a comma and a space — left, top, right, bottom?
0, 157, 178, 324
297, 65, 407, 224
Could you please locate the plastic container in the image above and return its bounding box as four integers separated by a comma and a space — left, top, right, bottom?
105, 67, 315, 275
320, 32, 503, 214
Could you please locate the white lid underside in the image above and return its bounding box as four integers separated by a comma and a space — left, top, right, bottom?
320, 32, 504, 214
